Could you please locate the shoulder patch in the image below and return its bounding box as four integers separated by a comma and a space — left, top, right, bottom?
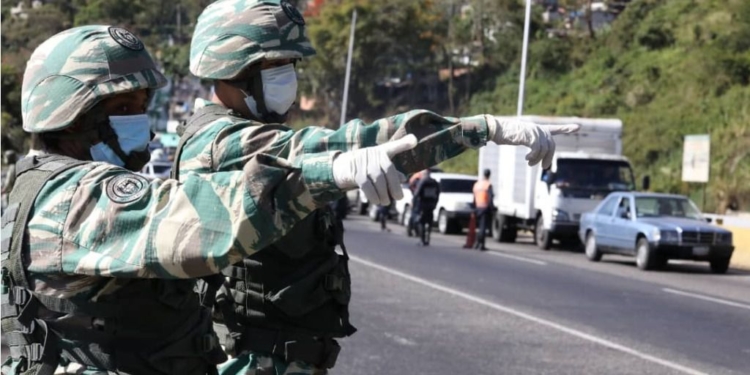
281, 1, 305, 25
106, 174, 149, 204
108, 27, 144, 51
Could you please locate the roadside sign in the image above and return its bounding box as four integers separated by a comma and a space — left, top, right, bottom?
681, 134, 710, 183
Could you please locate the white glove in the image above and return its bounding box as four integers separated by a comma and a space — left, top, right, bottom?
490, 117, 581, 169
332, 134, 418, 206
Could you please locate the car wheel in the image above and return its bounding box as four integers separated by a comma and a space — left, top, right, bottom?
709, 257, 730, 274
585, 232, 602, 262
438, 210, 449, 234
534, 215, 552, 250
401, 205, 410, 226
635, 238, 660, 271
437, 210, 459, 234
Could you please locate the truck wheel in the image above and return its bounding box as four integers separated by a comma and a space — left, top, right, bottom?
492, 216, 502, 242
709, 257, 730, 274
534, 215, 552, 250
494, 215, 517, 243
585, 232, 602, 262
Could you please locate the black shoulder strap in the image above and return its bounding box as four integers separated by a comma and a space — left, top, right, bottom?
2, 155, 87, 289
0, 155, 87, 375
171, 105, 236, 180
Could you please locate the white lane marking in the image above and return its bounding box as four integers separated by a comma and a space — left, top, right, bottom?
663, 288, 750, 311
351, 256, 708, 375
487, 251, 547, 265
383, 332, 417, 346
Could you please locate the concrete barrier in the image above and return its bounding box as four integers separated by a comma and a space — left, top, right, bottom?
704, 214, 750, 270
726, 226, 750, 270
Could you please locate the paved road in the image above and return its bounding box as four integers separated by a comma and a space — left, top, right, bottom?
333, 216, 750, 375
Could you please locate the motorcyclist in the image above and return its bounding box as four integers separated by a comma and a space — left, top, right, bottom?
413, 169, 440, 245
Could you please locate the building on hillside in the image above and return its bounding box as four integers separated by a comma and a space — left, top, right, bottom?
10, 0, 43, 19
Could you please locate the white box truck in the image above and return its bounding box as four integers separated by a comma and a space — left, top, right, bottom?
478, 116, 641, 249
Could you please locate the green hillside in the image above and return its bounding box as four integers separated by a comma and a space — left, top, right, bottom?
442, 0, 750, 213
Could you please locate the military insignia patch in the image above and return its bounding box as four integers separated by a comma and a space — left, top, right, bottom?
281, 1, 305, 25
106, 174, 149, 204
108, 27, 144, 51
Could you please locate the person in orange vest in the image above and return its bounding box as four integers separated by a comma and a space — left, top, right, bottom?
472, 169, 494, 250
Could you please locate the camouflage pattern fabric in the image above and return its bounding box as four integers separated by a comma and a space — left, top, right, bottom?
23, 151, 328, 300
190, 0, 316, 80
21, 25, 167, 133
181, 99, 490, 374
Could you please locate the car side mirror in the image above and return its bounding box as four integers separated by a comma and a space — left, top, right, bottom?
642, 175, 651, 191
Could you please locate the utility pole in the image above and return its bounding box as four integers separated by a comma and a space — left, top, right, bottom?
517, 0, 532, 117
340, 8, 357, 128
176, 3, 182, 40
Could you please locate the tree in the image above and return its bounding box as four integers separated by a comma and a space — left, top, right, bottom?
302, 0, 445, 125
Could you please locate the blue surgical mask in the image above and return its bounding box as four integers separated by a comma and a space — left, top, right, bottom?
90, 114, 151, 166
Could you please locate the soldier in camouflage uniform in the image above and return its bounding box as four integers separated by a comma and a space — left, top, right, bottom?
184, 1, 580, 374
0, 24, 414, 375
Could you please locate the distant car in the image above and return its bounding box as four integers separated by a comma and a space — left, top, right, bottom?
579, 192, 734, 273
395, 172, 476, 234
138, 161, 172, 180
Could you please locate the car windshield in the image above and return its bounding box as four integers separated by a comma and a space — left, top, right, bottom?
635, 196, 703, 220
439, 179, 474, 193
554, 159, 635, 192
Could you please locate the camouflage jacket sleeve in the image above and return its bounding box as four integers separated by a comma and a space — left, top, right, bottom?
283, 110, 491, 175
179, 114, 344, 205
27, 160, 316, 279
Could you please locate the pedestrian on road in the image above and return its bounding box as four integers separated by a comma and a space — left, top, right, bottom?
406, 171, 424, 237
472, 169, 494, 251
184, 1, 579, 373
378, 204, 391, 232
413, 169, 441, 246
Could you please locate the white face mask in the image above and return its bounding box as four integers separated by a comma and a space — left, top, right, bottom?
244, 64, 298, 118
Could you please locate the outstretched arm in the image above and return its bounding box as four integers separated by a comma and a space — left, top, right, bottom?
28, 158, 318, 280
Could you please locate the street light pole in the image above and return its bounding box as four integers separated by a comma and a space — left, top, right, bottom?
340, 8, 357, 128
517, 0, 532, 117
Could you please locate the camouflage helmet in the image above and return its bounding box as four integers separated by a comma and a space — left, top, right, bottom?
21, 25, 167, 133
190, 0, 316, 80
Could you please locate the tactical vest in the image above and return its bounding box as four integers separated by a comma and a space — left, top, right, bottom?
0, 155, 226, 375
418, 178, 440, 211
174, 106, 357, 369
